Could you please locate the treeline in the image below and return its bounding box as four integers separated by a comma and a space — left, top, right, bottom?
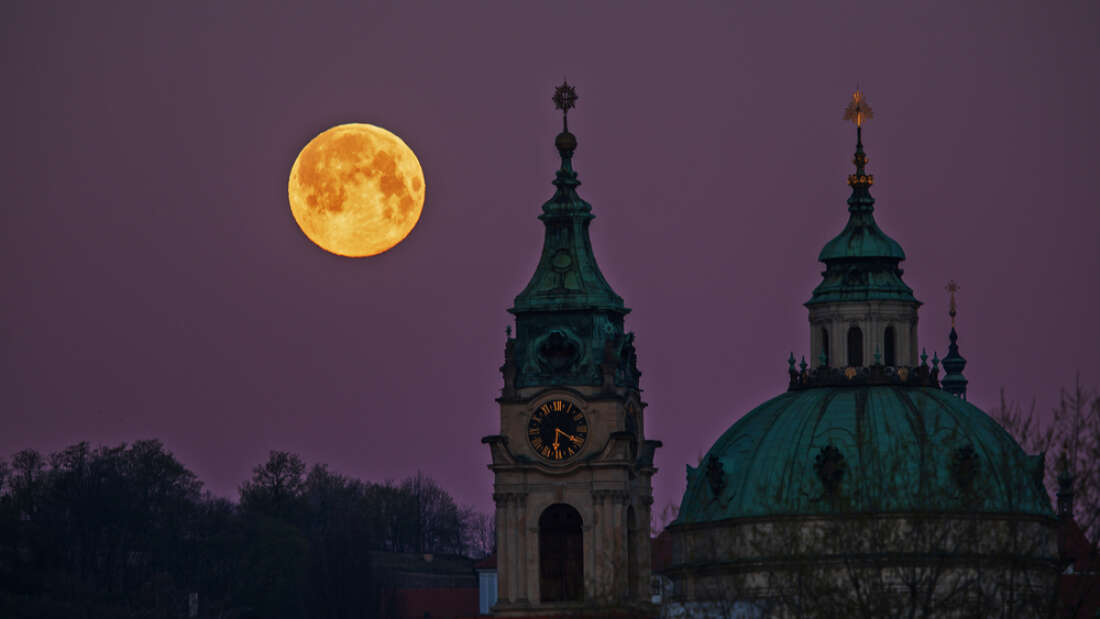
0, 441, 492, 618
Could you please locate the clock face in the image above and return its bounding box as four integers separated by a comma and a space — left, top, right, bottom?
528, 399, 588, 462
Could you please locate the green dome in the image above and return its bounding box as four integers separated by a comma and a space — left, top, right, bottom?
675, 386, 1052, 524
817, 212, 906, 262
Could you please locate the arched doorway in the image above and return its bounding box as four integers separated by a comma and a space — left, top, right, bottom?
884, 326, 896, 366
821, 328, 830, 366
847, 326, 863, 367
539, 503, 583, 602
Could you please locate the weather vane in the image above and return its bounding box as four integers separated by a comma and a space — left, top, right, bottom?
843, 88, 874, 127
946, 280, 960, 328
553, 81, 578, 132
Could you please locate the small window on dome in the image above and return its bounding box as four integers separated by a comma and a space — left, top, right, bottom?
847, 326, 863, 367
821, 328, 830, 366
884, 326, 896, 367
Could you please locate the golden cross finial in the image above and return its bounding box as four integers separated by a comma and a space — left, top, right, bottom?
946, 280, 960, 328
843, 88, 874, 127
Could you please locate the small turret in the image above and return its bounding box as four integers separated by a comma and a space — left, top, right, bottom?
940, 281, 969, 399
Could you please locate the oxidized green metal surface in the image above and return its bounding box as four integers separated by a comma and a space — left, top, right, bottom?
807, 129, 919, 306
940, 327, 969, 397
511, 135, 626, 315
675, 386, 1053, 524
507, 131, 638, 390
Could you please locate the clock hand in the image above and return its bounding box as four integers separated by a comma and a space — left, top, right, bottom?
556, 428, 582, 444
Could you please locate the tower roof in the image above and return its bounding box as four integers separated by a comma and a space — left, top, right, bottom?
808, 91, 917, 306
511, 82, 626, 315
503, 83, 638, 392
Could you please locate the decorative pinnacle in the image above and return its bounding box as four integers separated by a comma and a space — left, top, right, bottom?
946, 280, 960, 328
843, 88, 874, 128
844, 89, 875, 188
553, 81, 578, 132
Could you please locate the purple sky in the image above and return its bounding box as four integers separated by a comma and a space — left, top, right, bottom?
3, 1, 1098, 520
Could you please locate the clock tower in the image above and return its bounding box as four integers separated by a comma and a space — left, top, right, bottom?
483, 83, 660, 617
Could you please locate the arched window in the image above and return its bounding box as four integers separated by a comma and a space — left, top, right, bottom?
627, 506, 638, 598
539, 503, 583, 602
884, 326, 896, 367
821, 328, 830, 367
847, 326, 863, 367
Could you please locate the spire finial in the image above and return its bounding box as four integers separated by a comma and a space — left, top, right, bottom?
844, 89, 875, 189
946, 280, 960, 328
551, 81, 579, 163
553, 80, 578, 133
843, 88, 874, 128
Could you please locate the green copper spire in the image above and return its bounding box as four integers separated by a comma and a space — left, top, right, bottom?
808, 90, 918, 306
504, 83, 637, 391
941, 281, 969, 399
511, 82, 626, 313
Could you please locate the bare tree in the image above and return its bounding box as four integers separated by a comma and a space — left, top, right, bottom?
994, 376, 1100, 545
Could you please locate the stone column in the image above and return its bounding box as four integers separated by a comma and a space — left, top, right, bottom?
638, 494, 655, 602
514, 492, 528, 603
614, 491, 630, 597
493, 492, 511, 604
862, 316, 872, 366
591, 490, 611, 598
910, 318, 919, 366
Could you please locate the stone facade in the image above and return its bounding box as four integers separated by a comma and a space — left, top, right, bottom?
664, 514, 1059, 617
487, 383, 659, 616
808, 299, 919, 368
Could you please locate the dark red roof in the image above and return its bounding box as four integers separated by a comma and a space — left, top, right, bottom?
1058, 518, 1100, 618
384, 587, 479, 619
473, 552, 496, 570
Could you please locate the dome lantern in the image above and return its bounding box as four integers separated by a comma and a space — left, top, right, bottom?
807, 90, 922, 370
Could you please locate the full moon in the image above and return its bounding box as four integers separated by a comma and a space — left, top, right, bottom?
288, 124, 425, 257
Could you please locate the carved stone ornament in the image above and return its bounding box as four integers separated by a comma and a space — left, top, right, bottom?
500, 338, 517, 397
814, 445, 846, 493
536, 329, 582, 373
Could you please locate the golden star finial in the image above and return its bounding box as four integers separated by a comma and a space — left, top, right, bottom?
843, 88, 874, 127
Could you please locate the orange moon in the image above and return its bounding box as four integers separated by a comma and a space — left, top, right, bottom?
288, 124, 425, 257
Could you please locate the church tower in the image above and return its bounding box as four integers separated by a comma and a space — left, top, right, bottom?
483, 83, 660, 616
806, 90, 922, 369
